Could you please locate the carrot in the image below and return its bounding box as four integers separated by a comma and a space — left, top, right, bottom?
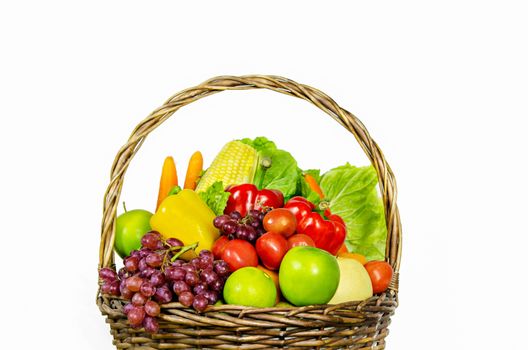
156, 156, 178, 210
338, 252, 368, 265
337, 243, 349, 255
304, 173, 324, 199
184, 151, 203, 190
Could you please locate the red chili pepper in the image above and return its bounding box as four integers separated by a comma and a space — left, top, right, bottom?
224, 184, 284, 217
285, 196, 346, 255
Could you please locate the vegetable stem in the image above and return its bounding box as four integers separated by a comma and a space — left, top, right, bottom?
318, 200, 330, 211
255, 156, 272, 189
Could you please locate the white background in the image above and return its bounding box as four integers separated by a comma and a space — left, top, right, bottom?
1, 1, 527, 349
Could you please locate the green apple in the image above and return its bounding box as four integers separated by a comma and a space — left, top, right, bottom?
275, 301, 294, 308
279, 246, 340, 306
114, 209, 153, 258
223, 267, 276, 307
213, 299, 225, 306
329, 257, 373, 304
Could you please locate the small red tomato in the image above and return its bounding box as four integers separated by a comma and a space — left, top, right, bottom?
212, 236, 229, 259
287, 234, 315, 249
364, 261, 394, 294
263, 208, 297, 237
221, 239, 259, 271
255, 232, 289, 270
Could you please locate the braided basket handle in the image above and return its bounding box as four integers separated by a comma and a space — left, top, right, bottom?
99, 75, 402, 288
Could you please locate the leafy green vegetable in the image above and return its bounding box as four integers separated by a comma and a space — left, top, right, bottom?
240, 137, 300, 200
260, 149, 300, 200
319, 164, 387, 261
298, 169, 323, 205
240, 136, 276, 153
198, 181, 230, 216
167, 185, 182, 196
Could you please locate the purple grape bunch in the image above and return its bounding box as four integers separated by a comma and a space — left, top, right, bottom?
213, 209, 268, 243
99, 231, 232, 334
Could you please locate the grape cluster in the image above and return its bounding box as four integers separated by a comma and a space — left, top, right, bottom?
214, 209, 269, 243
99, 231, 231, 333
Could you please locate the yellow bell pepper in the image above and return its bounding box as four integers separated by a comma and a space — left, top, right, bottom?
150, 189, 219, 252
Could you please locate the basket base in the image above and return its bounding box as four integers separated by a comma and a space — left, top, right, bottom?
98, 292, 397, 349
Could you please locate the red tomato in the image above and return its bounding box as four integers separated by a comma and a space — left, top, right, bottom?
263, 208, 297, 237
364, 261, 394, 294
221, 239, 258, 271
255, 232, 289, 270
212, 236, 229, 259
287, 234, 315, 249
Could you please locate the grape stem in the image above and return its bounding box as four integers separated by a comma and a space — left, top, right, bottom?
159, 242, 199, 271
239, 215, 253, 225
170, 242, 199, 262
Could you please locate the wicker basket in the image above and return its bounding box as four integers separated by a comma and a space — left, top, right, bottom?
98, 75, 402, 349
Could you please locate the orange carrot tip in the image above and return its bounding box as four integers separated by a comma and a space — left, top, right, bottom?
184, 151, 203, 190
156, 156, 178, 210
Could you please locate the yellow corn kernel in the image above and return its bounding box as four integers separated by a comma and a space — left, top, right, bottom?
195, 141, 258, 192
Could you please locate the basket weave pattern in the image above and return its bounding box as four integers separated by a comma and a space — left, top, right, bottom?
98, 75, 402, 349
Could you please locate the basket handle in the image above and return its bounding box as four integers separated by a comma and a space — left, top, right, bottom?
99, 75, 402, 289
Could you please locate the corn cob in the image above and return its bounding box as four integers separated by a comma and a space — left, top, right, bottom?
195, 141, 258, 192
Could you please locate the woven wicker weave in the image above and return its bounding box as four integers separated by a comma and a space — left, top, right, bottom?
97, 75, 402, 349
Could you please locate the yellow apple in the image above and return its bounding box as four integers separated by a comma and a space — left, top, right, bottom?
329, 257, 373, 304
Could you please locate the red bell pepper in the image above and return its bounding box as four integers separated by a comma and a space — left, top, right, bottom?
284, 196, 346, 255
284, 196, 314, 231
224, 184, 284, 217
324, 208, 346, 227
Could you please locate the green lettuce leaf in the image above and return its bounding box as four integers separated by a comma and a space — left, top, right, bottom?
198, 181, 230, 216
319, 164, 387, 261
240, 137, 300, 200
240, 136, 276, 153
260, 149, 300, 200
